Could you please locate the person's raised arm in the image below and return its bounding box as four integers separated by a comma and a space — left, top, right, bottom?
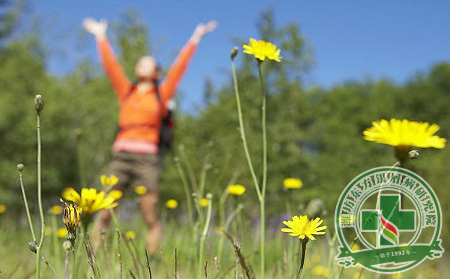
83, 18, 131, 99
160, 21, 217, 103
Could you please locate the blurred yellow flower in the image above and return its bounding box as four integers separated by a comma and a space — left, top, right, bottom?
200, 198, 209, 207
0, 204, 6, 214
312, 265, 328, 277
125, 231, 136, 240
63, 202, 82, 233
283, 178, 303, 189
100, 174, 119, 188
363, 119, 446, 149
353, 273, 366, 279
215, 227, 224, 235
391, 273, 403, 279
57, 228, 68, 238
281, 215, 327, 241
351, 243, 360, 251
49, 205, 63, 215
166, 199, 178, 209
62, 187, 121, 215
227, 184, 246, 196
135, 185, 147, 196
243, 38, 281, 62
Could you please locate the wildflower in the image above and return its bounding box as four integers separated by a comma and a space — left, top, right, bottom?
57, 228, 68, 239
125, 231, 136, 240
62, 187, 122, 215
200, 198, 209, 207
227, 184, 246, 196
312, 265, 329, 277
166, 199, 178, 209
243, 38, 281, 62
100, 174, 119, 188
63, 203, 82, 234
283, 178, 303, 189
49, 205, 63, 215
352, 243, 360, 251
281, 215, 327, 241
0, 204, 6, 214
134, 185, 147, 196
363, 119, 446, 149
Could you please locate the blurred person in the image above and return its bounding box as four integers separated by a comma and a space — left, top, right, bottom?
83, 17, 216, 253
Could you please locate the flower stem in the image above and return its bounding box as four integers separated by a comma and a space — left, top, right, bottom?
257, 59, 267, 279
198, 195, 212, 279
230, 56, 261, 200
17, 165, 37, 242
296, 239, 308, 279
36, 108, 46, 279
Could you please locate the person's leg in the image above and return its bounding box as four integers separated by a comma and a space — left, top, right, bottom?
92, 151, 131, 251
140, 191, 162, 254
135, 153, 161, 254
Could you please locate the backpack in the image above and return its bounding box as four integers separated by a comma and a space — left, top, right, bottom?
154, 86, 175, 155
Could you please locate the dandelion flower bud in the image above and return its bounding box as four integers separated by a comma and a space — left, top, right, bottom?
17, 164, 24, 172
28, 241, 38, 253
34, 94, 44, 114
409, 150, 420, 159
231, 47, 238, 60
63, 240, 72, 251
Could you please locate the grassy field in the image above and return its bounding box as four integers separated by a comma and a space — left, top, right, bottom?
0, 209, 448, 279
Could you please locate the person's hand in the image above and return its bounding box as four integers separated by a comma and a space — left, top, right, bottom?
190, 20, 217, 44
83, 18, 108, 40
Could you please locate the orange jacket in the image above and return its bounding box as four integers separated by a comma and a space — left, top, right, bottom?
97, 38, 197, 151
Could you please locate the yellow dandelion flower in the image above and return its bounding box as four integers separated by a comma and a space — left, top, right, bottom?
62, 187, 121, 215
49, 205, 63, 215
391, 273, 403, 279
351, 243, 360, 251
57, 228, 68, 239
135, 185, 147, 196
166, 199, 178, 209
227, 184, 246, 196
100, 174, 119, 187
281, 215, 327, 241
0, 204, 6, 214
63, 202, 82, 233
363, 119, 446, 149
125, 231, 136, 240
200, 198, 209, 207
312, 265, 328, 277
243, 38, 281, 62
283, 178, 303, 189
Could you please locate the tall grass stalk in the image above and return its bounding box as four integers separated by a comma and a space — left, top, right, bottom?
174, 156, 194, 227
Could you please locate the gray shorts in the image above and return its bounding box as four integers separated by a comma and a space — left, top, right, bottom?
106, 151, 160, 192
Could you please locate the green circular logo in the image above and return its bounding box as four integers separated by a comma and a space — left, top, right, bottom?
335, 166, 443, 273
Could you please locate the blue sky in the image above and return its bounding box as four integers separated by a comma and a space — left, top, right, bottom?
32, 0, 450, 112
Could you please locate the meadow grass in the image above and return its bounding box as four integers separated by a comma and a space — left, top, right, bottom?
0, 214, 448, 278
